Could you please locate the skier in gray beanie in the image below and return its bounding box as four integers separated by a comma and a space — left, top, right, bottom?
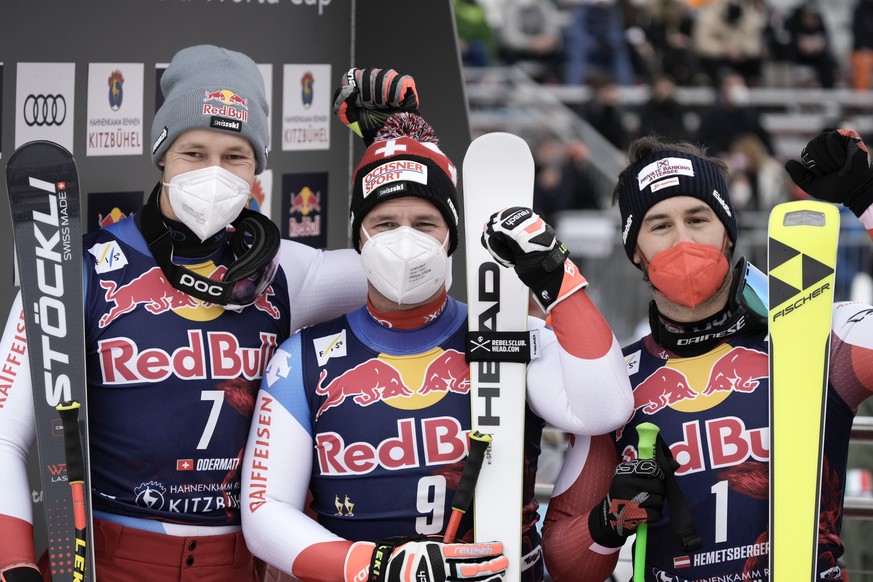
151, 44, 270, 174
0, 48, 381, 582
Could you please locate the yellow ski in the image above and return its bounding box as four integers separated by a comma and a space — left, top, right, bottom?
768, 200, 839, 582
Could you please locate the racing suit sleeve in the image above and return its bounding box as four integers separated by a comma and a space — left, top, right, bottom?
525, 287, 634, 436
241, 332, 353, 582
830, 301, 873, 410
278, 241, 368, 333
542, 433, 622, 582
0, 292, 41, 570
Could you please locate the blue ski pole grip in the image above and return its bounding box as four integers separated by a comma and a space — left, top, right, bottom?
634, 422, 660, 582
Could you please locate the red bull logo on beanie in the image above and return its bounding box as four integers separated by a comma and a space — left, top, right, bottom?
203, 89, 248, 109
203, 89, 249, 123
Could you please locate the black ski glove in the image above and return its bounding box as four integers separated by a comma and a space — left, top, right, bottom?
482, 207, 582, 313
0, 564, 44, 582
332, 67, 420, 146
588, 456, 671, 548
785, 129, 873, 217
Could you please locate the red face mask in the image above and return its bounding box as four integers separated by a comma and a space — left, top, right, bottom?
642, 241, 729, 308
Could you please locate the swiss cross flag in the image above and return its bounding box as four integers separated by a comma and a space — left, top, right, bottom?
359, 137, 457, 186
176, 459, 194, 471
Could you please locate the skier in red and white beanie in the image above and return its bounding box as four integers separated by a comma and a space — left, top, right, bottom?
240, 70, 633, 582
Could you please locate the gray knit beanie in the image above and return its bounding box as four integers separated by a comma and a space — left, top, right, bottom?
151, 45, 269, 174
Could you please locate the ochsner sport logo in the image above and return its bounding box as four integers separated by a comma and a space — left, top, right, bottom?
28, 177, 75, 406
637, 157, 694, 191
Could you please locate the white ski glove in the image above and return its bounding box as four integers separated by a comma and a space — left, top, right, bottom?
344, 537, 507, 582
482, 207, 587, 312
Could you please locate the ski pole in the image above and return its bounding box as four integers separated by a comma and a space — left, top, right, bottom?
634, 422, 660, 582
57, 401, 89, 581
443, 431, 492, 543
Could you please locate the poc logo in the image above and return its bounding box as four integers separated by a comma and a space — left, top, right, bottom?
179, 273, 223, 297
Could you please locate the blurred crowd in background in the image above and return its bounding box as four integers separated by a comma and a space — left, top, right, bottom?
454, 2, 873, 579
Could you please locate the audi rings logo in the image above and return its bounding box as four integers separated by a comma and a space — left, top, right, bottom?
24, 94, 67, 127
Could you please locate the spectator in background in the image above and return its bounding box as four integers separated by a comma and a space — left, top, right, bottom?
574, 71, 632, 150
532, 132, 602, 225
563, 0, 635, 86
454, 0, 499, 66
784, 0, 837, 88
851, 0, 873, 90
498, 0, 566, 84
692, 0, 768, 86
637, 74, 692, 142
635, 0, 703, 86
725, 133, 791, 211
696, 71, 774, 157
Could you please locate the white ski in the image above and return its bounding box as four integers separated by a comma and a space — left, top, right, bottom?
462, 132, 534, 581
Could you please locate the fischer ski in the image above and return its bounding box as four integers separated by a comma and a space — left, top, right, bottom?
6, 141, 94, 581
768, 200, 839, 582
462, 132, 535, 581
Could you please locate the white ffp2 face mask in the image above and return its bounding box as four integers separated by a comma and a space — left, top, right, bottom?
360, 226, 449, 306
164, 166, 251, 241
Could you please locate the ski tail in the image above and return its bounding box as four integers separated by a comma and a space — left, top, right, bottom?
57, 401, 88, 579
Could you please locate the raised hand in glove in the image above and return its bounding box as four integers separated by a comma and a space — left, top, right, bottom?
784, 129, 873, 216
332, 67, 419, 146
481, 207, 586, 313
344, 537, 508, 582
587, 457, 668, 548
